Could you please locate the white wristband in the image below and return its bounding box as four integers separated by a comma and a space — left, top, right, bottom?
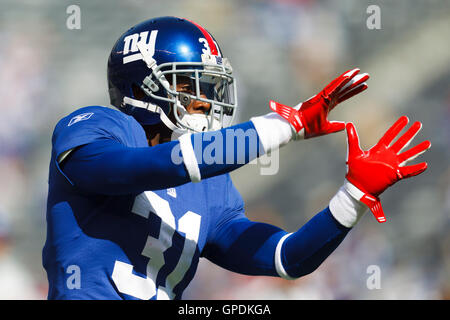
250, 112, 296, 154
329, 180, 368, 228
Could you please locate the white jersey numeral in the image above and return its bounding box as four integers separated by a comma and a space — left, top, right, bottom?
111, 191, 201, 300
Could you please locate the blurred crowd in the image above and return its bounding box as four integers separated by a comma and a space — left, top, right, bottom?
0, 0, 448, 299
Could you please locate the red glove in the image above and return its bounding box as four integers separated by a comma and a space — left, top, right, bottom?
345, 116, 431, 223
270, 68, 369, 139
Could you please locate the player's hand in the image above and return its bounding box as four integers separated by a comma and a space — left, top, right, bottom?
269, 68, 369, 139
344, 116, 431, 223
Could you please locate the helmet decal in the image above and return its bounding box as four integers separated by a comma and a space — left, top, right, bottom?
185, 18, 219, 56
122, 30, 158, 64
198, 37, 221, 57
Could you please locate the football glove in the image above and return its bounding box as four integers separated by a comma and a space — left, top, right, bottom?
344, 116, 431, 223
270, 68, 369, 139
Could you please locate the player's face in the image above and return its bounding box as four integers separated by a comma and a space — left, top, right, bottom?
143, 76, 215, 147
175, 76, 211, 115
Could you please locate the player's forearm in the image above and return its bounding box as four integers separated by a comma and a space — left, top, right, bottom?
204, 189, 366, 279
203, 209, 353, 279
276, 185, 368, 278
178, 113, 296, 182
177, 120, 264, 182
276, 207, 350, 279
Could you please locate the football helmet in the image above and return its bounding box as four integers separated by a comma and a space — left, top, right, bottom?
107, 16, 237, 133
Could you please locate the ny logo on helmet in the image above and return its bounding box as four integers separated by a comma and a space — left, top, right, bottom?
122, 30, 158, 64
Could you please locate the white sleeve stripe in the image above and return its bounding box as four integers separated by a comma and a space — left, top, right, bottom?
178, 133, 201, 183
274, 233, 297, 280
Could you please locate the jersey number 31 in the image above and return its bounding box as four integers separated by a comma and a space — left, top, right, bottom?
111, 191, 201, 300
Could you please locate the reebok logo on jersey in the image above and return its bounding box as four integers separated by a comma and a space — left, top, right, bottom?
68, 113, 94, 126
167, 188, 177, 198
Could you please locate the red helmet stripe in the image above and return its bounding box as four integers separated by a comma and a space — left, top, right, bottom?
185, 18, 219, 56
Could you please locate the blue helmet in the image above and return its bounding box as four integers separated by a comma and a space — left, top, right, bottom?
107, 16, 237, 132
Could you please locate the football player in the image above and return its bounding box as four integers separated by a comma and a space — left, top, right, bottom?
43, 16, 430, 299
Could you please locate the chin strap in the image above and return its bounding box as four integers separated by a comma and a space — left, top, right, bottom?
123, 96, 179, 132
122, 96, 221, 141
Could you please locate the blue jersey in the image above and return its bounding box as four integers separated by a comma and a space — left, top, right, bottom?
43, 105, 352, 300
43, 106, 246, 300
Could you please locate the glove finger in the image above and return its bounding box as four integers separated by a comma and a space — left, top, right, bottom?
322, 77, 342, 99
334, 68, 361, 92
390, 121, 422, 153
346, 122, 363, 159
339, 73, 370, 94
324, 68, 360, 98
326, 121, 346, 134
337, 83, 368, 104
399, 162, 428, 179
377, 116, 409, 147
398, 140, 431, 166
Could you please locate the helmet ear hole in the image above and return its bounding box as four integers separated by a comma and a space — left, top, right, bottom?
132, 84, 146, 100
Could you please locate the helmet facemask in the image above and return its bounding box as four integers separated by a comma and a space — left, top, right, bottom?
139, 53, 237, 133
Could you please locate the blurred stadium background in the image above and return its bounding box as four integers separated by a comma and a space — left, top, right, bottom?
0, 0, 449, 299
